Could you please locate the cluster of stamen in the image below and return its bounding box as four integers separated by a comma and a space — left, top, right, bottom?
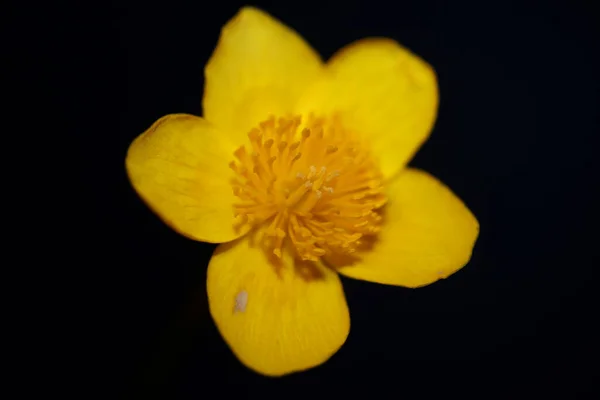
229, 115, 387, 262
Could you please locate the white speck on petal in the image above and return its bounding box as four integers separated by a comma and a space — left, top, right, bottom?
234, 290, 248, 313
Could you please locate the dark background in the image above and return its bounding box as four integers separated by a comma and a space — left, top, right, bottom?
49, 0, 599, 396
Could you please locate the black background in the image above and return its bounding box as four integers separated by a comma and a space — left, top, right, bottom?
49, 0, 599, 397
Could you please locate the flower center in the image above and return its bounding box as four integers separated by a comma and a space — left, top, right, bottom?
230, 115, 387, 262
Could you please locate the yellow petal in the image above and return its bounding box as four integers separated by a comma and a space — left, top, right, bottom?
296, 39, 438, 180
207, 234, 350, 376
126, 114, 248, 243
203, 7, 324, 139
332, 169, 479, 288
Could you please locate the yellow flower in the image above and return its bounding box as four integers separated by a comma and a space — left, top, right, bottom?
126, 7, 479, 376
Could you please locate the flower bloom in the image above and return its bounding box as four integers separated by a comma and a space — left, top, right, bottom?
126, 7, 479, 376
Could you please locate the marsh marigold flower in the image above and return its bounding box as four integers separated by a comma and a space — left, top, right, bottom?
126, 7, 479, 376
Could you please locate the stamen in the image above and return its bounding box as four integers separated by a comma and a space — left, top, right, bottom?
230, 114, 386, 262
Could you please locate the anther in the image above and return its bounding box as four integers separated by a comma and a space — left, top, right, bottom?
229, 114, 386, 262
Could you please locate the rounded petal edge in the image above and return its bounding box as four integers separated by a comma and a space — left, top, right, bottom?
203, 6, 324, 138
296, 38, 439, 180
331, 168, 479, 288
207, 235, 350, 376
126, 114, 249, 243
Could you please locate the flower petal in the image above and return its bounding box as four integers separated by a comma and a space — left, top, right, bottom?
207, 234, 350, 376
332, 169, 479, 288
203, 7, 324, 139
126, 114, 248, 243
296, 39, 438, 180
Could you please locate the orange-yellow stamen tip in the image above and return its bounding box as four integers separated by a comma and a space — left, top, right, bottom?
230, 115, 387, 261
